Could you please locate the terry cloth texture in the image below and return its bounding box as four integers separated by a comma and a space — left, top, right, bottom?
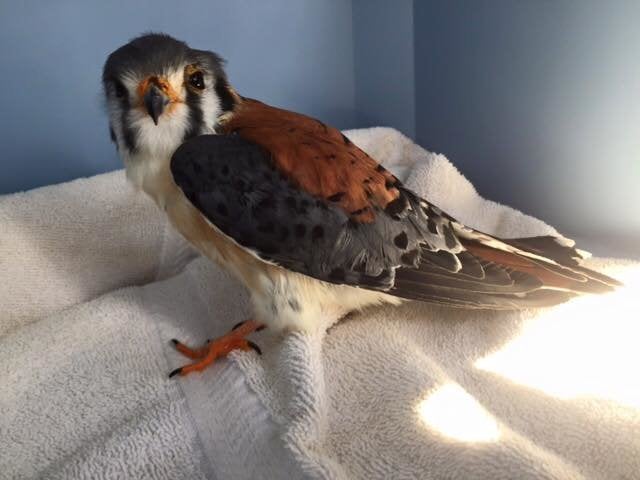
1, 128, 639, 479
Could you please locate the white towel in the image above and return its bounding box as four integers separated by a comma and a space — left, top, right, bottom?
1, 128, 638, 480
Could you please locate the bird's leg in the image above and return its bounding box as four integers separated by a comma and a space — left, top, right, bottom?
169, 320, 265, 378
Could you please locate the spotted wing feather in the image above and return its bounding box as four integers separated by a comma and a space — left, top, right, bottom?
171, 132, 619, 309
171, 134, 430, 289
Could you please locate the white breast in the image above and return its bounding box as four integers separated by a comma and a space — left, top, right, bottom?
249, 268, 402, 332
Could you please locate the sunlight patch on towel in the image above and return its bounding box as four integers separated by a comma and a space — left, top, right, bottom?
417, 383, 500, 443
476, 265, 640, 410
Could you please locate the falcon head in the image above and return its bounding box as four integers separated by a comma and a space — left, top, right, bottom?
102, 33, 236, 168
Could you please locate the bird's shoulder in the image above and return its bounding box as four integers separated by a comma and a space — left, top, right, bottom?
220, 98, 401, 224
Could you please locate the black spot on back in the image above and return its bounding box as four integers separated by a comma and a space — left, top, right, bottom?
385, 196, 408, 219
312, 225, 324, 240
443, 225, 458, 249
427, 218, 439, 235
327, 192, 346, 202
285, 196, 297, 209
295, 224, 307, 238
279, 226, 290, 242
217, 203, 228, 216
257, 197, 276, 209
394, 232, 409, 249
350, 207, 370, 216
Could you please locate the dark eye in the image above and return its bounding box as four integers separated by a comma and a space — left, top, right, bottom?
189, 71, 205, 90
113, 81, 126, 98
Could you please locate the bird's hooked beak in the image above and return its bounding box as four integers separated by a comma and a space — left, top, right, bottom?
139, 77, 173, 125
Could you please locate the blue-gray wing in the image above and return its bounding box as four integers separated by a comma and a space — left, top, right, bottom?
170, 134, 615, 308
170, 134, 414, 289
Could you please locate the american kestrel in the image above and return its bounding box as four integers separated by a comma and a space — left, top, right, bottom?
102, 34, 620, 377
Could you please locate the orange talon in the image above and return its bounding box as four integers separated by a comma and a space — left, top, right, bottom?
170, 339, 209, 360
169, 320, 264, 378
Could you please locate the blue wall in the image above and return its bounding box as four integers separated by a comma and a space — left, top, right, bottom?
353, 0, 415, 138
414, 0, 640, 237
0, 0, 356, 194
2, 1, 638, 241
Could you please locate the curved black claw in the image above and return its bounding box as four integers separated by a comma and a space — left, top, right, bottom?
247, 341, 262, 355
231, 321, 245, 331
169, 367, 183, 378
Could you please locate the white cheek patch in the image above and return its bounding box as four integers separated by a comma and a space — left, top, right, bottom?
121, 72, 142, 100
199, 74, 222, 133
